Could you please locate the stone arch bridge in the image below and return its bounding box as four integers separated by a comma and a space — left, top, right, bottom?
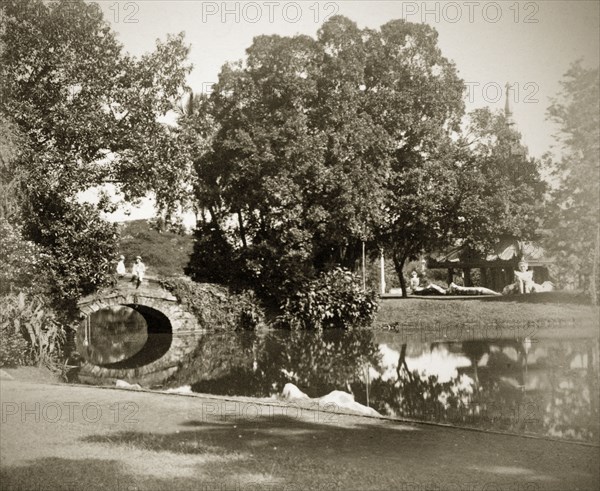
76, 277, 201, 386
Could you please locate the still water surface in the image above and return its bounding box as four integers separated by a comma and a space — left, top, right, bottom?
77, 306, 147, 365
80, 310, 599, 444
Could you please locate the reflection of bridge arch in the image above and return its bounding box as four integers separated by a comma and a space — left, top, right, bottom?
77, 278, 201, 385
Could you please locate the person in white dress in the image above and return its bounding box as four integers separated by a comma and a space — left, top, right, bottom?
116, 255, 126, 277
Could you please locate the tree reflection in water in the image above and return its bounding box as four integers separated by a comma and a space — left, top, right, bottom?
368, 336, 599, 442
366, 342, 475, 425
167, 329, 381, 398
77, 306, 147, 365
163, 329, 599, 442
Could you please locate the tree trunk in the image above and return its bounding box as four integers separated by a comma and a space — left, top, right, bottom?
392, 253, 408, 298
481, 268, 489, 289
464, 268, 473, 287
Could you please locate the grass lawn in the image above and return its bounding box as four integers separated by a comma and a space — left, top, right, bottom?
2, 380, 598, 491
374, 292, 599, 335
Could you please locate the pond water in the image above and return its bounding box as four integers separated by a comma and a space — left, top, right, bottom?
78, 312, 599, 444
76, 306, 148, 365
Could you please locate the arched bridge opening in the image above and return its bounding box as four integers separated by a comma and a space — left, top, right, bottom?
76, 278, 201, 386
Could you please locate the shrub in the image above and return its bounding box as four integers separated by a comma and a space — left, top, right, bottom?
186, 222, 315, 309
159, 277, 266, 330
0, 292, 66, 368
0, 307, 30, 366
185, 222, 236, 284
23, 195, 119, 306
277, 267, 379, 330
0, 218, 48, 295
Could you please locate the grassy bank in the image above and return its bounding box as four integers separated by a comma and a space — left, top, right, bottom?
2, 380, 598, 490
375, 293, 599, 332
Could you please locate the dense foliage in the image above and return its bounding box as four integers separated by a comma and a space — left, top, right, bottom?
187, 15, 544, 300
0, 219, 47, 295
0, 0, 193, 367
0, 115, 25, 220
545, 62, 600, 304
277, 268, 379, 330
0, 292, 66, 368
24, 198, 120, 306
159, 277, 265, 330
459, 107, 546, 248
0, 0, 193, 304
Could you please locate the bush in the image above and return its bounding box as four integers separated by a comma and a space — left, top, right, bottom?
0, 308, 30, 367
159, 277, 266, 330
0, 292, 66, 368
185, 222, 236, 284
277, 267, 379, 330
23, 195, 119, 306
186, 222, 315, 309
0, 218, 48, 295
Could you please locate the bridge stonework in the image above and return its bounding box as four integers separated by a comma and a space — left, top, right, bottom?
76, 278, 201, 386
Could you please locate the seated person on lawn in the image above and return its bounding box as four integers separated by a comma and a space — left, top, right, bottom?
410, 274, 500, 296
515, 260, 535, 293
410, 271, 448, 295
502, 260, 554, 295
409, 271, 420, 292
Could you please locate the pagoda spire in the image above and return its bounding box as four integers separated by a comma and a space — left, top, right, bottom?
505, 82, 515, 126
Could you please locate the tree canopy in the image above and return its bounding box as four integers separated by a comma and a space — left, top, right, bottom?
1, 4, 571, 308
545, 62, 600, 303
188, 15, 544, 299
0, 0, 193, 302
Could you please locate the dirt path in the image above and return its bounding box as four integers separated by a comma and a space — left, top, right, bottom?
1, 378, 598, 491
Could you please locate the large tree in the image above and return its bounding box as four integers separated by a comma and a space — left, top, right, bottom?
362, 19, 466, 295
188, 16, 467, 301
0, 0, 193, 301
189, 15, 546, 301
455, 107, 546, 253
546, 62, 600, 304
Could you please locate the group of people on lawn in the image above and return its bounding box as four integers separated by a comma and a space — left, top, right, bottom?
116, 255, 146, 288
409, 260, 553, 296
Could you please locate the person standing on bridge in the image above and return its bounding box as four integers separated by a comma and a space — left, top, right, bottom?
131, 256, 146, 288
116, 255, 126, 278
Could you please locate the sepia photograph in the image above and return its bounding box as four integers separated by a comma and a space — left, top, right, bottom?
1, 1, 598, 490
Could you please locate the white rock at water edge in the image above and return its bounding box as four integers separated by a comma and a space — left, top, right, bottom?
280, 383, 381, 417
115, 380, 142, 390
319, 390, 381, 417
281, 383, 309, 400
164, 385, 193, 394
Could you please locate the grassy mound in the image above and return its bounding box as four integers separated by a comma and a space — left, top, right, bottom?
118, 220, 194, 277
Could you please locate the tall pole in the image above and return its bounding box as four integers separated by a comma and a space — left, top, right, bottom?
380, 249, 386, 295
365, 363, 370, 408
362, 240, 366, 291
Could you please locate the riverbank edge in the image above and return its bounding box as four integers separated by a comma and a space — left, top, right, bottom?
2, 371, 598, 449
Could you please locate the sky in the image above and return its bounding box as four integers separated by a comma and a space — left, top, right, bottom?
88, 0, 600, 223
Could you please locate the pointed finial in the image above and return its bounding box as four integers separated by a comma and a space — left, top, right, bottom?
505, 82, 514, 126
